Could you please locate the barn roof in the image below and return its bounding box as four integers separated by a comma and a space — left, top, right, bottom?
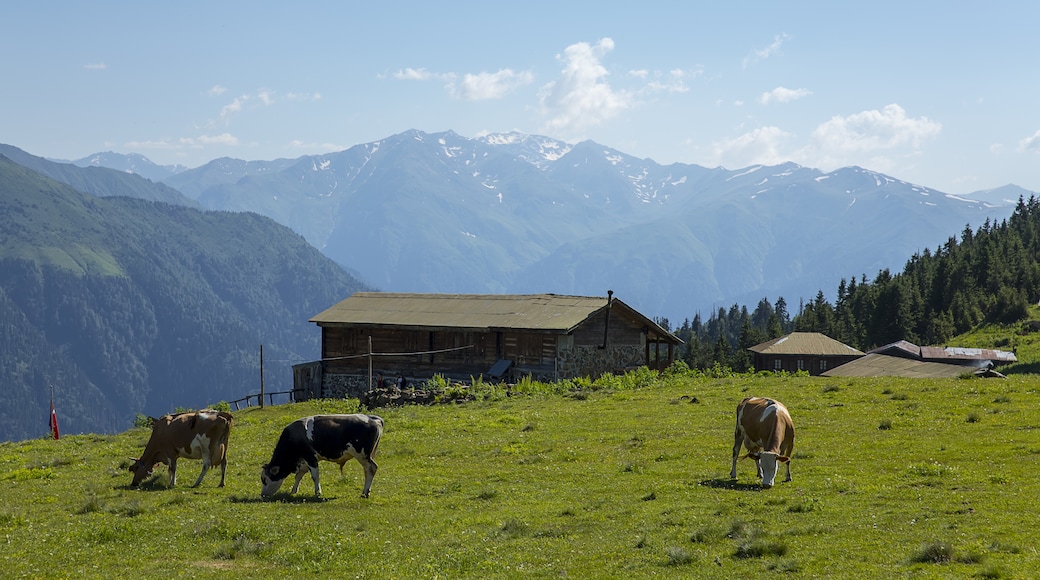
311, 292, 682, 343
822, 353, 990, 379
748, 332, 863, 356
869, 341, 1016, 365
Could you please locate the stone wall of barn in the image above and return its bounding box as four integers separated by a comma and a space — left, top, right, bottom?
556, 344, 645, 378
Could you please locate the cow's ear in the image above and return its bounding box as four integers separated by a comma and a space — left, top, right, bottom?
266, 464, 279, 477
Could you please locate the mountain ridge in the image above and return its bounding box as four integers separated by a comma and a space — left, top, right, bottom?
6, 132, 1030, 320
0, 155, 369, 441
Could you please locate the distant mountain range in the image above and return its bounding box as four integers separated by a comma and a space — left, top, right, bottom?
0, 153, 367, 441
76, 130, 1027, 322
1, 132, 1032, 440
65, 151, 190, 182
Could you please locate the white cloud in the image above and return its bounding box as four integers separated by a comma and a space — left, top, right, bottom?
289, 139, 344, 152
220, 96, 247, 121
759, 86, 812, 105
809, 104, 941, 153
538, 38, 631, 135
123, 139, 180, 150
453, 69, 534, 100
197, 133, 239, 146
743, 34, 789, 68
1018, 129, 1040, 153
84, 62, 107, 70
707, 126, 792, 168
206, 85, 228, 96
394, 67, 438, 81
785, 104, 941, 172
287, 91, 321, 101
644, 68, 697, 95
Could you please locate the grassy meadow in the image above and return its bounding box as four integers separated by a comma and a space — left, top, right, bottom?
2, 372, 1039, 578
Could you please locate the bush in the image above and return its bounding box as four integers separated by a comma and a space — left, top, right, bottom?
909, 540, 953, 563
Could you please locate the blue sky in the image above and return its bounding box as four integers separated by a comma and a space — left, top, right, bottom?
3, 1, 1038, 194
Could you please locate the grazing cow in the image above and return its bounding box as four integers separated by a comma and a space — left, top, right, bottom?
129, 410, 233, 488
260, 414, 383, 498
730, 397, 795, 488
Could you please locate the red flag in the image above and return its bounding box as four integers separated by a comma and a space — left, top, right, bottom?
49, 399, 60, 440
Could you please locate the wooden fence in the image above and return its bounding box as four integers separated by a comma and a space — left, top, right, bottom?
228, 388, 296, 411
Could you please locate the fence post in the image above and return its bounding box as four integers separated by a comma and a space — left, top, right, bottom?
259, 344, 265, 409
368, 335, 373, 391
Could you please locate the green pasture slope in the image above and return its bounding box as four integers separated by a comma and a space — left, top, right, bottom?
2, 373, 1038, 578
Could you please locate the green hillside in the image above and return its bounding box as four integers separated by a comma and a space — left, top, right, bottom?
0, 156, 368, 441
1, 372, 1036, 577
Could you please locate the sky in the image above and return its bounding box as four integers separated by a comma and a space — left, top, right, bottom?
2, 1, 1038, 194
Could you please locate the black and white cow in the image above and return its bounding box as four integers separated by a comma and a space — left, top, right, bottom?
260, 414, 383, 498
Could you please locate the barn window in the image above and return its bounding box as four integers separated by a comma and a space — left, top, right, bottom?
773, 359, 782, 370
797, 359, 804, 371
819, 360, 828, 371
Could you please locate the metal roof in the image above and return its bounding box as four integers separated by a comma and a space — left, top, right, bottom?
822, 354, 989, 379
310, 292, 682, 343
748, 332, 864, 356
920, 346, 1017, 363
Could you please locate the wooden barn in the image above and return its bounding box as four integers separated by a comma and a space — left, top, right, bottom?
748, 332, 864, 376
296, 292, 681, 398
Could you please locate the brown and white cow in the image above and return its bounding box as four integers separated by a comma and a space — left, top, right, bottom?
260, 414, 383, 498
128, 410, 233, 488
730, 397, 795, 488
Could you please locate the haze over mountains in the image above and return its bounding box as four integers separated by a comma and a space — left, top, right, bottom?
0, 154, 367, 441
96, 129, 1027, 321
1, 130, 1031, 441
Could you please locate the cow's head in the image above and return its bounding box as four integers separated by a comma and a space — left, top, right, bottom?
757, 452, 790, 489
260, 463, 285, 497
128, 457, 155, 487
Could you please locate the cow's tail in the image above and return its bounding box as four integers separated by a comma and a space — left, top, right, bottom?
219, 412, 234, 449
369, 415, 384, 458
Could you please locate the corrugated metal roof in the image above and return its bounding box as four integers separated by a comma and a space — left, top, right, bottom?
748, 332, 864, 356
920, 346, 1017, 363
310, 292, 681, 342
868, 340, 922, 358
822, 353, 985, 379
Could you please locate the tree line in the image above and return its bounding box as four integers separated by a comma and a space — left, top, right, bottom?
661, 196, 1040, 372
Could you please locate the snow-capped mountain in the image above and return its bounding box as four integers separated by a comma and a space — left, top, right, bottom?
68, 151, 189, 182
83, 130, 1028, 320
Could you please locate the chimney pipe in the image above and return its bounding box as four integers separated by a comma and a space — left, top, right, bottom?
601, 290, 613, 349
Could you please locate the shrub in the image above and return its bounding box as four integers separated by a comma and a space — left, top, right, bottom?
734, 539, 788, 558
909, 540, 954, 563
878, 419, 893, 430
664, 546, 693, 566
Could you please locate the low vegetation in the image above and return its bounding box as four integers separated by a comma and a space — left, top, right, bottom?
2, 370, 1038, 577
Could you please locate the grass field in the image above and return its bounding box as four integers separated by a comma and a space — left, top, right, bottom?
2, 372, 1039, 578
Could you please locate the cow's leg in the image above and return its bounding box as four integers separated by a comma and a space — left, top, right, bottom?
730, 429, 743, 479
360, 457, 378, 498
784, 459, 792, 482
168, 457, 178, 487
290, 467, 308, 494
217, 455, 227, 488
310, 464, 322, 496
192, 460, 210, 488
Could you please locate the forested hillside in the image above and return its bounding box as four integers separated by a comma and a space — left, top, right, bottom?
675, 196, 1040, 369
0, 156, 368, 441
